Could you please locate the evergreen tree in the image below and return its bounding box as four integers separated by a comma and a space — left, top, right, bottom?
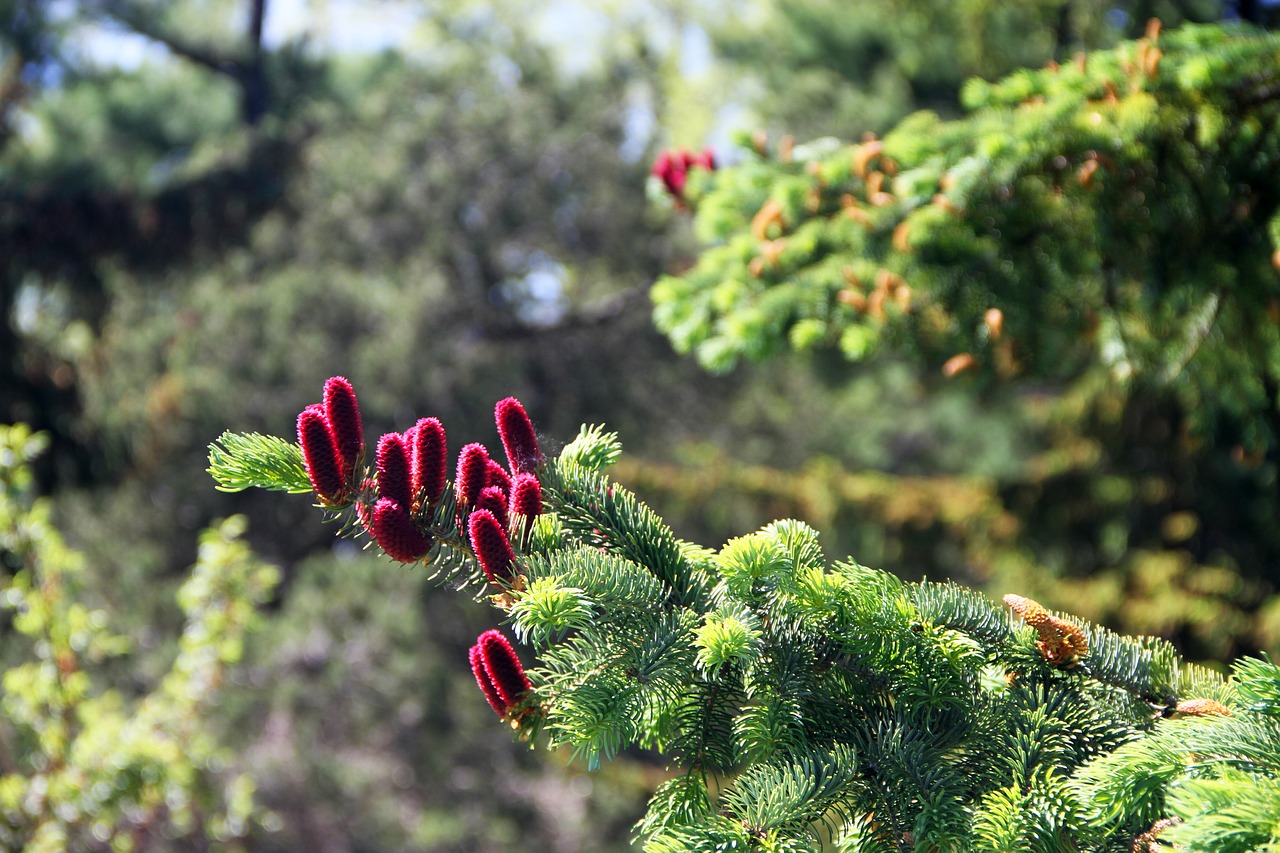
213, 379, 1280, 851
703, 0, 1237, 142
647, 21, 1280, 658
0, 0, 314, 484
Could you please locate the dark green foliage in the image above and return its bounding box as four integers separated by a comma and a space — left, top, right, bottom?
707, 0, 1234, 141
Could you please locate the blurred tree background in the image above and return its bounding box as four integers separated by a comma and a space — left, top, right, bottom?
1, 0, 1277, 849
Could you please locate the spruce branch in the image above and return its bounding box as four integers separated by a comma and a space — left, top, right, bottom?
719, 745, 862, 841
558, 423, 623, 471
541, 459, 710, 608
213, 380, 1280, 851
207, 430, 311, 494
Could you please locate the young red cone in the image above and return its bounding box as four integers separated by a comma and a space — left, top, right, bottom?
376, 432, 413, 509
510, 473, 542, 519
323, 376, 364, 477
485, 459, 512, 496
370, 497, 432, 562
494, 397, 542, 475
476, 486, 510, 533
651, 147, 717, 203
455, 442, 491, 508
652, 149, 687, 199
510, 473, 542, 546
410, 417, 447, 506
469, 644, 506, 717
469, 508, 516, 585
472, 629, 532, 715
297, 407, 347, 505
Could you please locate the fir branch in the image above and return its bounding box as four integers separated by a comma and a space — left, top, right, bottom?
635, 774, 715, 845
911, 581, 1017, 647
542, 459, 709, 607
1075, 623, 1181, 705
207, 431, 311, 494
1161, 770, 1280, 853
521, 547, 670, 620
540, 608, 699, 769
654, 674, 743, 774
1234, 655, 1280, 715
846, 709, 977, 844
719, 745, 862, 841
971, 768, 1092, 853
558, 423, 622, 471
1071, 706, 1280, 838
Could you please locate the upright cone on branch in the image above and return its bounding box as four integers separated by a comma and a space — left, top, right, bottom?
469, 508, 516, 585
476, 486, 510, 533
495, 397, 543, 475
455, 443, 491, 508
485, 459, 513, 496
323, 376, 364, 477
469, 644, 506, 717
410, 417, 448, 506
376, 432, 413, 509
510, 473, 542, 520
298, 408, 347, 505
651, 147, 717, 203
510, 473, 542, 547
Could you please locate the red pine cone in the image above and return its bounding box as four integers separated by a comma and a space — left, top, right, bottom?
410, 417, 448, 506
469, 643, 506, 717
323, 376, 364, 477
376, 432, 413, 509
455, 443, 491, 508
297, 407, 347, 505
476, 486, 510, 533
485, 459, 512, 496
651, 147, 717, 201
472, 629, 532, 715
469, 508, 516, 585
510, 473, 542, 520
370, 497, 432, 562
651, 149, 688, 198
495, 397, 543, 475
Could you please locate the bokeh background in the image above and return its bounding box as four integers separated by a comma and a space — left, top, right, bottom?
3, 1, 1279, 849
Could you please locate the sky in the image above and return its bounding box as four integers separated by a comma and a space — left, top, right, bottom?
70, 0, 674, 73
70, 0, 423, 67
263, 0, 421, 52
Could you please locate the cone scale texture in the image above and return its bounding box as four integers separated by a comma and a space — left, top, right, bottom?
371, 497, 431, 562
323, 376, 364, 477
469, 509, 516, 585
410, 417, 447, 506
297, 408, 346, 505
470, 629, 532, 717
495, 397, 542, 476
376, 432, 413, 509
456, 443, 491, 508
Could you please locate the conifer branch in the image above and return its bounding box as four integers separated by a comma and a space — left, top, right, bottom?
207, 430, 311, 494
215, 375, 1280, 850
